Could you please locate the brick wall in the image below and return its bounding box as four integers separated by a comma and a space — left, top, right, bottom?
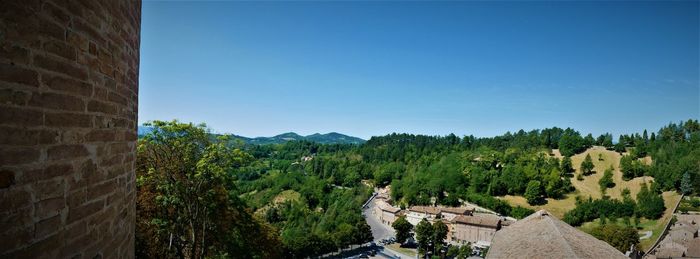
0, 0, 140, 257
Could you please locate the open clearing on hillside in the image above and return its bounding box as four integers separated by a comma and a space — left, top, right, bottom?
569, 146, 652, 200
577, 191, 681, 251
253, 190, 302, 217
500, 146, 657, 218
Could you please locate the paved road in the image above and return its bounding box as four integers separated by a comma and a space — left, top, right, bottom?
363, 197, 395, 242
363, 197, 416, 259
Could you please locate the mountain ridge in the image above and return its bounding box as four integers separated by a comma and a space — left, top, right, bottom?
137, 126, 365, 145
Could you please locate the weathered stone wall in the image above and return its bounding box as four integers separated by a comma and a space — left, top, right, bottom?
0, 0, 140, 257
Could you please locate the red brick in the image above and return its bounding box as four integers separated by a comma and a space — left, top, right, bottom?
108, 142, 130, 155
33, 178, 65, 201
34, 214, 62, 238
87, 179, 116, 198
87, 100, 116, 114
67, 30, 89, 52
21, 163, 72, 183
38, 19, 66, 41
42, 1, 71, 25
0, 188, 32, 210
35, 197, 65, 220
45, 112, 92, 128
0, 169, 16, 188
29, 92, 85, 111
0, 147, 40, 165
107, 92, 127, 106
42, 74, 93, 97
0, 88, 31, 105
85, 129, 117, 142
67, 188, 87, 208
0, 43, 30, 65
0, 226, 34, 252
43, 39, 77, 61
0, 126, 38, 145
0, 105, 43, 126
67, 200, 103, 224
0, 63, 39, 87
47, 144, 89, 161
34, 55, 88, 80
0, 205, 33, 231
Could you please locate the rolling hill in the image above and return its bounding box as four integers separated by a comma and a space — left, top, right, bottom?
138, 126, 365, 145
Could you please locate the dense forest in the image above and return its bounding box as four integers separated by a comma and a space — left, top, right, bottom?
135, 119, 699, 258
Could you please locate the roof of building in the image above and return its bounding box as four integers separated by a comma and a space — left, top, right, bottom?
655, 246, 686, 258
440, 207, 472, 215
686, 238, 700, 258
409, 206, 442, 215
486, 210, 627, 259
452, 214, 501, 228
380, 205, 401, 214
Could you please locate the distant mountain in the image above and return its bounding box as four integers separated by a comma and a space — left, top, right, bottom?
137, 126, 154, 137
237, 132, 365, 145
137, 126, 364, 145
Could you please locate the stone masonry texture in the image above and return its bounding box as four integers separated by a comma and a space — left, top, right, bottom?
0, 0, 141, 258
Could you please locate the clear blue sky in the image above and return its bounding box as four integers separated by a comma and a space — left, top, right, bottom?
139, 1, 699, 139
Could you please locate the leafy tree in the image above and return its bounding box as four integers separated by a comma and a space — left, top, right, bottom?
415, 219, 434, 254
433, 220, 448, 246
136, 120, 281, 258
636, 182, 665, 219
581, 154, 595, 175
560, 156, 574, 175
392, 216, 413, 244
599, 166, 615, 193
525, 180, 543, 205
589, 224, 639, 253
681, 172, 693, 195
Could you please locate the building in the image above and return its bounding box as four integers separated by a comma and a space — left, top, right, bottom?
406, 206, 442, 225
447, 213, 501, 245
487, 210, 627, 259
648, 215, 700, 259
0, 0, 141, 258
374, 200, 401, 226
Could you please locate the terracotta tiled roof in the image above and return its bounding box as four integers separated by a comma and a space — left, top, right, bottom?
440, 207, 471, 215
686, 238, 700, 258
409, 206, 441, 215
452, 214, 501, 228
487, 210, 627, 259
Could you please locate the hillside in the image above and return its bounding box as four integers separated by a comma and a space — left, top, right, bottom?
501, 146, 667, 218
138, 126, 365, 145
500, 146, 682, 251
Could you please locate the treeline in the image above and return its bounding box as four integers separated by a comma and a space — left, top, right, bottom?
563, 183, 665, 227
135, 119, 699, 258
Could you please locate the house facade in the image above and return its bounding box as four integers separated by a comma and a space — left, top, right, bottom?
447, 214, 502, 245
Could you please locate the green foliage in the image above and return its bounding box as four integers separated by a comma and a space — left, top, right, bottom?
589, 224, 639, 252
135, 120, 281, 258
635, 183, 665, 219
563, 197, 636, 226
599, 166, 615, 193
560, 156, 574, 175
433, 221, 448, 245
681, 172, 693, 195
392, 216, 413, 244
415, 219, 434, 254
525, 180, 543, 205
558, 129, 590, 156
581, 154, 595, 175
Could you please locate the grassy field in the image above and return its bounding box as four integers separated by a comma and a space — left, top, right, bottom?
253, 189, 302, 217
569, 146, 653, 200
499, 146, 676, 224
386, 243, 417, 257
576, 191, 681, 251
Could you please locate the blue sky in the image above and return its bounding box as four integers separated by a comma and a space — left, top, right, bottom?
139, 1, 699, 139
